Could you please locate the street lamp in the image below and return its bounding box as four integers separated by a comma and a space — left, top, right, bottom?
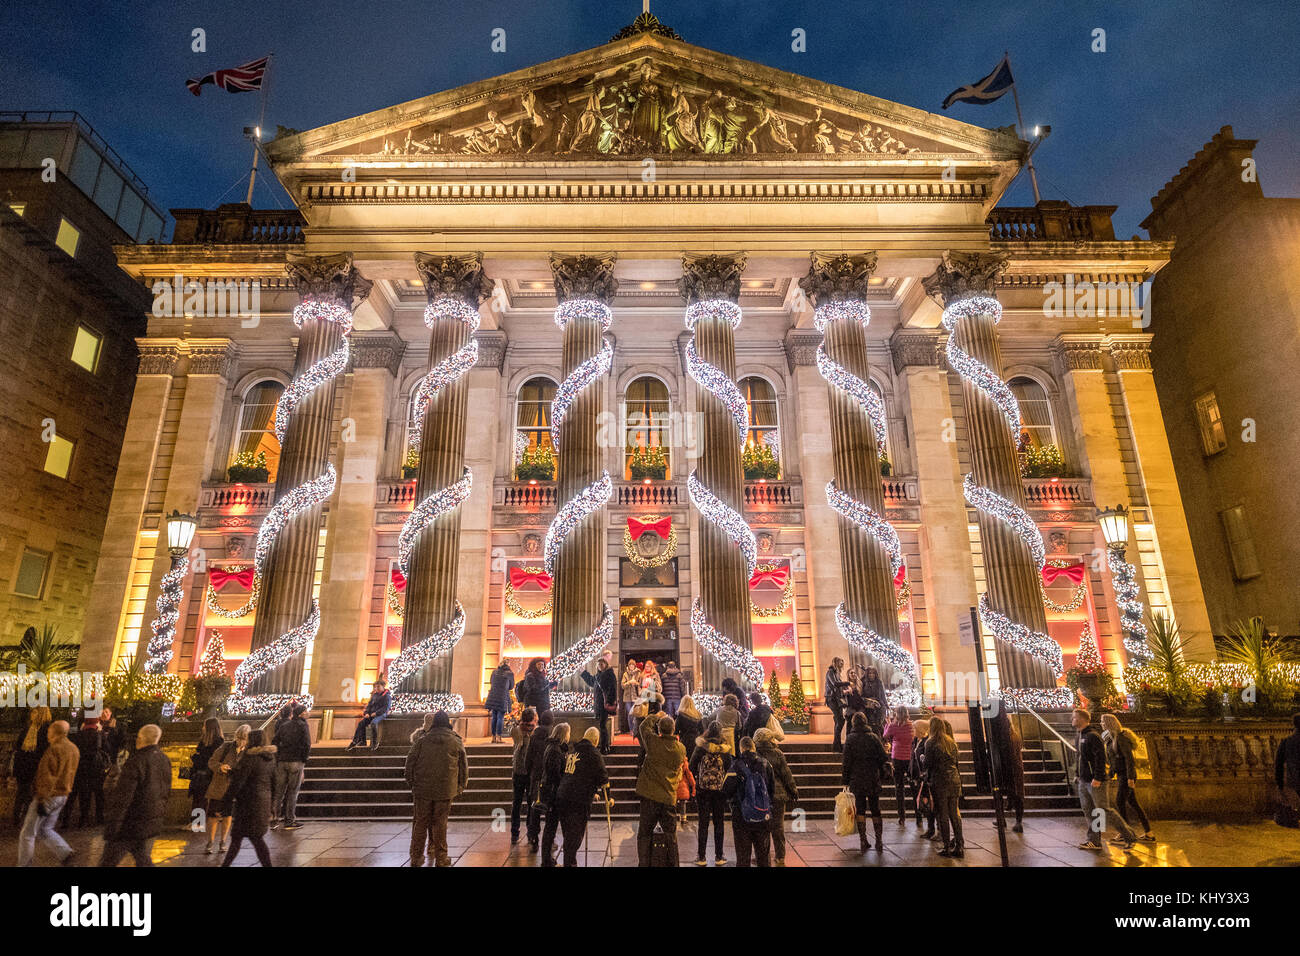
146, 510, 198, 674
1097, 504, 1150, 663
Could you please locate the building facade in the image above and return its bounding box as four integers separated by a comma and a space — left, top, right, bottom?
78, 20, 1214, 728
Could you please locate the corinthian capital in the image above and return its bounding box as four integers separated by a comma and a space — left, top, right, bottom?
549, 253, 619, 304
285, 253, 373, 309
798, 251, 878, 307
414, 252, 494, 307
678, 253, 747, 305
921, 251, 1008, 305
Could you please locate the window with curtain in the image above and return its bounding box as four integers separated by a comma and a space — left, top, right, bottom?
740, 376, 779, 450
1009, 376, 1057, 450
232, 380, 284, 481
623, 376, 671, 479
515, 377, 556, 456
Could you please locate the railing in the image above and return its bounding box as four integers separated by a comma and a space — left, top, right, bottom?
378, 479, 417, 507
881, 476, 919, 503
1021, 476, 1092, 507
987, 203, 1117, 243
200, 482, 274, 512
743, 478, 802, 508
615, 481, 680, 508
1009, 699, 1077, 779
500, 481, 558, 509
170, 204, 306, 245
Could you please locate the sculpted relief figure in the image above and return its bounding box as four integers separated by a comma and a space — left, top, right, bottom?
746, 101, 796, 153
799, 107, 839, 153
629, 61, 665, 152
520, 88, 558, 153
662, 83, 702, 152
700, 92, 727, 153
567, 86, 606, 153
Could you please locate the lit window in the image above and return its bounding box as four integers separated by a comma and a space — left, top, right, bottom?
55, 218, 80, 257
13, 548, 50, 598
1009, 376, 1057, 450
71, 325, 102, 372
740, 376, 780, 478
1220, 506, 1261, 580
43, 434, 75, 479
1194, 391, 1228, 456
515, 376, 557, 455
231, 380, 285, 482
623, 376, 671, 479
7, 202, 25, 217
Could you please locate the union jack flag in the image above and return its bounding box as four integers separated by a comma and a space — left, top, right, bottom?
186, 55, 269, 97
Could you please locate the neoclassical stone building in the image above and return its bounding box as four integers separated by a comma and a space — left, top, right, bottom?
80, 16, 1213, 730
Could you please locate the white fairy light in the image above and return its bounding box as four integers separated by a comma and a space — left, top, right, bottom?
941, 296, 1022, 435
1107, 548, 1152, 663
687, 471, 757, 578
544, 472, 612, 576
146, 556, 187, 673
387, 600, 467, 711
407, 296, 480, 450
554, 297, 613, 333
963, 474, 1046, 571
273, 299, 354, 443
833, 603, 921, 708
690, 598, 765, 690
815, 343, 887, 451
398, 468, 473, 574
684, 338, 748, 443
548, 604, 614, 683
825, 479, 902, 580
551, 337, 613, 453
389, 693, 466, 716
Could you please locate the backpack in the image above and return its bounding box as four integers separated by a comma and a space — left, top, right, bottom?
737, 758, 771, 824
697, 750, 726, 791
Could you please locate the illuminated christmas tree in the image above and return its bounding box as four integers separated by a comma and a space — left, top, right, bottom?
198, 632, 229, 678
784, 669, 810, 727
767, 670, 784, 716
1074, 623, 1103, 673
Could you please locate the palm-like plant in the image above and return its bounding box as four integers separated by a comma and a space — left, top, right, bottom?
1146, 612, 1188, 686
1221, 616, 1300, 704
0, 625, 80, 673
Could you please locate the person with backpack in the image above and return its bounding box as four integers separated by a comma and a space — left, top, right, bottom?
509, 707, 537, 845
824, 658, 848, 752
754, 727, 798, 866
1101, 713, 1154, 843
554, 727, 609, 867
485, 660, 516, 744
636, 713, 686, 867
722, 735, 775, 867
579, 657, 619, 753
842, 712, 889, 853
690, 722, 732, 866
537, 722, 571, 867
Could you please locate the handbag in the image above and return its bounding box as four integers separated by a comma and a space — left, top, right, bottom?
178, 766, 193, 780
916, 780, 933, 816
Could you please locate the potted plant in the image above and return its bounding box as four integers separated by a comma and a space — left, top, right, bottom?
1018, 442, 1065, 478
1064, 625, 1115, 710
402, 446, 419, 480
515, 444, 555, 481
742, 442, 780, 480
1219, 616, 1300, 715
227, 450, 269, 483
628, 445, 668, 480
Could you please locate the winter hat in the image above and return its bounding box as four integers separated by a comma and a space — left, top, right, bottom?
754, 727, 774, 746
583, 726, 600, 746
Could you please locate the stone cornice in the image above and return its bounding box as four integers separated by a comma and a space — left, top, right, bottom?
889, 330, 943, 373
474, 329, 509, 371
783, 330, 822, 372
187, 339, 240, 378
1054, 335, 1105, 372
349, 331, 406, 376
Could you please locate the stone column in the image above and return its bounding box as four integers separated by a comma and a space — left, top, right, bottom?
922, 253, 1056, 695
548, 254, 618, 692
398, 254, 494, 697
247, 254, 371, 700
680, 254, 755, 692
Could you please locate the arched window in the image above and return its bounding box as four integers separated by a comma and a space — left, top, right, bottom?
231, 380, 284, 481
1009, 376, 1057, 450
740, 376, 780, 478
623, 376, 671, 479
515, 377, 556, 477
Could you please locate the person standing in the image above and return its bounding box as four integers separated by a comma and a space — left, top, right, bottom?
64, 716, 107, 829
485, 661, 516, 744
537, 722, 571, 867
100, 724, 171, 867
188, 718, 224, 818
404, 711, 468, 867
554, 726, 608, 867
860, 666, 888, 735
99, 708, 124, 766
882, 706, 915, 826
721, 678, 750, 724
1276, 712, 1300, 823
16, 720, 78, 866
621, 659, 642, 737
10, 706, 52, 827
755, 727, 798, 866
636, 714, 686, 867
927, 719, 965, 858
1072, 707, 1137, 850
689, 722, 732, 866
205, 723, 249, 855
742, 691, 774, 741
842, 712, 889, 853
675, 696, 702, 765
824, 658, 847, 752
910, 718, 935, 836
990, 709, 1026, 834
523, 710, 554, 851
516, 658, 556, 716
220, 730, 277, 867
723, 736, 775, 867
509, 707, 537, 844
716, 693, 743, 755
271, 703, 311, 831
640, 660, 663, 700
660, 660, 686, 717
348, 677, 391, 751
1101, 713, 1154, 843
579, 657, 619, 753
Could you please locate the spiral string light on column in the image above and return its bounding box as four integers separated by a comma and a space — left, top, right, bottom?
684, 299, 762, 690
1107, 549, 1152, 664
815, 299, 920, 707
146, 557, 188, 673
228, 298, 354, 714
942, 295, 1070, 708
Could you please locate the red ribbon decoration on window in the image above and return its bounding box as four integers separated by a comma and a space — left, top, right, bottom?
209, 567, 255, 590
627, 516, 672, 540
509, 567, 553, 591
894, 564, 907, 587
748, 567, 788, 589
1041, 562, 1086, 586
390, 568, 407, 592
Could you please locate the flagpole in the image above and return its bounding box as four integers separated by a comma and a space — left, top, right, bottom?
245, 54, 273, 206
1005, 51, 1041, 204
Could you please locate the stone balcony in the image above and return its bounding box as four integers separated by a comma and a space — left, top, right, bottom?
1021, 476, 1093, 508
987, 201, 1118, 242
199, 481, 274, 515
169, 203, 305, 244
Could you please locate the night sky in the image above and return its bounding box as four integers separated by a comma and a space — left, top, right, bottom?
4, 0, 1298, 237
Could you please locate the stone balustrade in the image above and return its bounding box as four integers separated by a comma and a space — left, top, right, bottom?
1021, 476, 1092, 507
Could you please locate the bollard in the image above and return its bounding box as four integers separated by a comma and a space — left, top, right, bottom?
320, 708, 334, 742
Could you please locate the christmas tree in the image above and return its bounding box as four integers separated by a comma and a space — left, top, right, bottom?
784, 669, 810, 727
767, 670, 785, 717
198, 632, 228, 678
1075, 623, 1103, 673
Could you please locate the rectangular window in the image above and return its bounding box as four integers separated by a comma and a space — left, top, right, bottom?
1220, 505, 1262, 580
43, 434, 75, 479
71, 325, 102, 372
55, 218, 80, 258
1194, 391, 1228, 456
14, 548, 50, 598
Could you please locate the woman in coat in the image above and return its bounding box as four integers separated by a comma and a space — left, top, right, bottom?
205, 723, 250, 855
674, 696, 703, 765
882, 706, 915, 825
715, 694, 743, 755
10, 706, 52, 826
721, 678, 750, 723
841, 712, 889, 852
910, 718, 935, 836
537, 722, 571, 867
860, 666, 888, 736
485, 661, 516, 744
220, 730, 276, 867
755, 727, 799, 865
1101, 713, 1154, 842
515, 658, 555, 716
660, 660, 686, 717
991, 709, 1026, 833
689, 722, 733, 866
621, 660, 642, 737
926, 719, 964, 858
188, 717, 224, 813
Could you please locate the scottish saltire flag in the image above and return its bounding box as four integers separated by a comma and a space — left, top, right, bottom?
186, 56, 269, 96
942, 57, 1014, 109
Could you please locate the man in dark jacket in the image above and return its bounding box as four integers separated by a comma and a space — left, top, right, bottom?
636, 714, 686, 867
1072, 708, 1136, 850
404, 711, 468, 867
537, 725, 571, 867
742, 691, 774, 741
1275, 712, 1300, 801
722, 736, 776, 867
271, 703, 312, 830
523, 710, 554, 850
554, 727, 609, 867
660, 661, 686, 717
580, 658, 619, 753
100, 724, 172, 867
349, 678, 391, 750
64, 717, 107, 829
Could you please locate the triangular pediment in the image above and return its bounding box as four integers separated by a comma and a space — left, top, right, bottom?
267, 30, 1022, 166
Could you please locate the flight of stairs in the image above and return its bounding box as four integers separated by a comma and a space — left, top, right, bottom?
295, 737, 1077, 821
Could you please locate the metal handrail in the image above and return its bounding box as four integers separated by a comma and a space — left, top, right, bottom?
1011, 700, 1076, 783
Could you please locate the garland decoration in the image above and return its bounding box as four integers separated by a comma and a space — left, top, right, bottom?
623, 514, 678, 568
206, 567, 259, 619
146, 556, 187, 674
1041, 558, 1088, 613
387, 600, 467, 714
407, 295, 480, 451
749, 564, 794, 617
549, 604, 614, 683
504, 567, 554, 620
387, 581, 404, 618
1107, 548, 1152, 664
690, 599, 765, 689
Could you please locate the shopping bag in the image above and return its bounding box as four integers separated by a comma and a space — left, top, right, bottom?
834, 787, 856, 836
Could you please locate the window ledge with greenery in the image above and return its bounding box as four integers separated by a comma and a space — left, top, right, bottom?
227, 450, 270, 484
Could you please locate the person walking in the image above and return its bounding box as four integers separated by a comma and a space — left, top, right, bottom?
660, 660, 686, 717
10, 706, 52, 827
716, 693, 743, 754
927, 718, 965, 858
537, 722, 572, 867
16, 720, 78, 866
100, 724, 171, 867
1100, 713, 1154, 843
404, 711, 468, 867
553, 726, 608, 867
579, 657, 619, 753
63, 716, 107, 829
187, 718, 224, 818
516, 658, 556, 716
621, 659, 642, 737
842, 712, 889, 853
824, 658, 848, 752
485, 661, 516, 744
204, 723, 250, 856
523, 709, 554, 851
910, 718, 935, 837
509, 707, 537, 845
640, 660, 663, 700
690, 722, 732, 866
220, 729, 277, 867
754, 727, 798, 865
723, 736, 775, 867
742, 691, 774, 741
882, 706, 915, 826
675, 696, 702, 765
271, 703, 311, 831
990, 709, 1026, 834
1072, 708, 1137, 850
348, 677, 391, 751
636, 713, 686, 867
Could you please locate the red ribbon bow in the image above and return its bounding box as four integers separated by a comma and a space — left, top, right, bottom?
894, 564, 907, 587
390, 568, 407, 591
628, 516, 672, 539
1041, 562, 1086, 586
748, 567, 788, 589
209, 567, 255, 590
509, 567, 553, 591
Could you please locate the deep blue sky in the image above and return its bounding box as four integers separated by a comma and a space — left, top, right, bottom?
4, 0, 1297, 237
